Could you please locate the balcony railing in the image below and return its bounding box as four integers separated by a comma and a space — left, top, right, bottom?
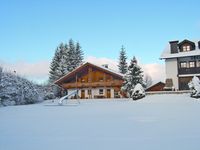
178, 67, 200, 75
62, 80, 123, 89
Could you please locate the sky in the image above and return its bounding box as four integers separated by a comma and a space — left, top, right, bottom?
0, 0, 200, 83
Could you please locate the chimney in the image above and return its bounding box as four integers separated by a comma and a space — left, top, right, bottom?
102, 64, 108, 68
198, 41, 200, 49
169, 40, 179, 53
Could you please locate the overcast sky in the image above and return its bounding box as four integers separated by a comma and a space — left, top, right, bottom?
0, 0, 199, 83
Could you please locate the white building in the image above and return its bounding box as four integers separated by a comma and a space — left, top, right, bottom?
160, 39, 200, 90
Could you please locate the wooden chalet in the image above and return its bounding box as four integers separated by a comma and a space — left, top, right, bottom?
54, 62, 124, 99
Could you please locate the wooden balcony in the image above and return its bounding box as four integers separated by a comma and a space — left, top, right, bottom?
178, 67, 200, 75
62, 80, 123, 89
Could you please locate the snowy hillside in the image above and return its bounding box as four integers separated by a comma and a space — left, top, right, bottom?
0, 94, 200, 150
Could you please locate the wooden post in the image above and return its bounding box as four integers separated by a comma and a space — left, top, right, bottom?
76, 74, 78, 98
88, 67, 92, 98
103, 73, 106, 98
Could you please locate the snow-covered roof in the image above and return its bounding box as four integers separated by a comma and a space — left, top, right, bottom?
91, 63, 124, 77
160, 40, 200, 59
54, 62, 124, 84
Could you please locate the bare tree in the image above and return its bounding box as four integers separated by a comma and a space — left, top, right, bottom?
144, 73, 153, 88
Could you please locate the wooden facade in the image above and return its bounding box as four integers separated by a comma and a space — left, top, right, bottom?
55, 62, 124, 99
145, 82, 165, 92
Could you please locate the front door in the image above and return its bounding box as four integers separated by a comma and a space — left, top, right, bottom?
107, 89, 111, 98
81, 90, 85, 99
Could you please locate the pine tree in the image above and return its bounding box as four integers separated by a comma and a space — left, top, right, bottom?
63, 43, 70, 72
75, 42, 84, 66
121, 56, 144, 97
118, 45, 128, 74
49, 47, 60, 83
0, 66, 2, 82
57, 43, 69, 77
0, 66, 2, 99
49, 39, 84, 83
68, 39, 77, 72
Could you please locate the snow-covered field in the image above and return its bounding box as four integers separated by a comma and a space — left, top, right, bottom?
1, 94, 200, 150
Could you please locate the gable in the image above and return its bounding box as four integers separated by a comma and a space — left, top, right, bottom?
55, 62, 123, 85
145, 82, 165, 92
178, 39, 195, 52
66, 68, 119, 84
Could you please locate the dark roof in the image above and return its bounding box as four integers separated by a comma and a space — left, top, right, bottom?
169, 40, 179, 44
178, 39, 195, 48
198, 41, 200, 49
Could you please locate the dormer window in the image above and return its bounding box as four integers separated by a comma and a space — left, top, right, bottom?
178, 39, 195, 52
182, 45, 190, 52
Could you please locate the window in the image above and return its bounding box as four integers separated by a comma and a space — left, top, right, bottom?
114, 90, 119, 98
183, 46, 187, 52
196, 61, 200, 67
189, 61, 195, 68
182, 45, 190, 52
187, 46, 190, 51
99, 89, 104, 95
180, 62, 187, 68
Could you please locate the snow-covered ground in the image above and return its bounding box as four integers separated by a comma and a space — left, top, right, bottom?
0, 94, 200, 150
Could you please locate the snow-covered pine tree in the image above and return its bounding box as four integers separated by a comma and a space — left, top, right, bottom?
49, 46, 62, 83
75, 42, 84, 67
68, 39, 77, 72
62, 43, 70, 73
118, 45, 128, 74
57, 43, 69, 78
49, 42, 69, 83
49, 39, 84, 83
0, 66, 2, 104
0, 66, 2, 83
121, 56, 144, 97
49, 43, 68, 97
0, 66, 2, 106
